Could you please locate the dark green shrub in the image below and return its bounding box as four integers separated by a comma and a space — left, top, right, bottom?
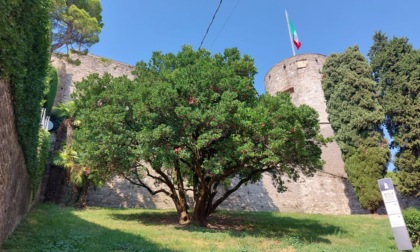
403, 207, 420, 246
44, 65, 59, 114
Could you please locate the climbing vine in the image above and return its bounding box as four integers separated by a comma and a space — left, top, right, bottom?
43, 65, 59, 114
0, 0, 51, 188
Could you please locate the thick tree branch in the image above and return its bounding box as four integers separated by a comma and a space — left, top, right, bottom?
51, 22, 74, 52
152, 165, 181, 200
121, 173, 170, 196
179, 157, 192, 169
210, 167, 274, 213
144, 166, 166, 184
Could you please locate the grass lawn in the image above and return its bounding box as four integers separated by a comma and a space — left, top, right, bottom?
1, 203, 417, 252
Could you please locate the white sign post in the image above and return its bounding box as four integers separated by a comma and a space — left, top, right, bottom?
378, 178, 412, 251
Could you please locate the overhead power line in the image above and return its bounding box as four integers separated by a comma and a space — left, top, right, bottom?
210, 0, 240, 49
210, 0, 239, 48
198, 0, 223, 49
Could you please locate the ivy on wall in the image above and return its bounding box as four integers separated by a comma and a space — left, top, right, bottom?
0, 0, 51, 188
44, 65, 59, 114
34, 129, 51, 192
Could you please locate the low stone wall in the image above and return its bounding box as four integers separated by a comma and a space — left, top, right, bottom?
0, 80, 35, 245
88, 171, 367, 214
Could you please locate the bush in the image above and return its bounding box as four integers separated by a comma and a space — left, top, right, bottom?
403, 207, 420, 246
44, 65, 59, 114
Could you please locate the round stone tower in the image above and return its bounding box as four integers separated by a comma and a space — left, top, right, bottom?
265, 54, 345, 177
263, 54, 366, 214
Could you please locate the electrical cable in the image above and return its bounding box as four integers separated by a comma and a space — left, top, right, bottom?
198, 0, 223, 49
210, 0, 240, 49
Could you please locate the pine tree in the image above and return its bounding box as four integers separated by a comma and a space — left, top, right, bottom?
51, 0, 103, 52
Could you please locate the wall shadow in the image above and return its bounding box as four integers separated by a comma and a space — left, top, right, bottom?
342, 177, 369, 214
1, 204, 175, 251
216, 175, 280, 212
87, 174, 280, 213
43, 165, 68, 204
87, 176, 159, 209
111, 211, 344, 245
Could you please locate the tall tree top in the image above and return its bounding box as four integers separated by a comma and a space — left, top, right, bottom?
51, 0, 103, 52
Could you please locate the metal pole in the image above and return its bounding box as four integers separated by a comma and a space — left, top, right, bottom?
285, 10, 296, 56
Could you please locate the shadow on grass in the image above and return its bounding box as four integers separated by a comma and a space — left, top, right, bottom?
1, 204, 175, 252
111, 210, 345, 245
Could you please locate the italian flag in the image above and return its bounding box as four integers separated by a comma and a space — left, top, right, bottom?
289, 19, 301, 50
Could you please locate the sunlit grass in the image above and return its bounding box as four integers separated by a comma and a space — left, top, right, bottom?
2, 204, 418, 251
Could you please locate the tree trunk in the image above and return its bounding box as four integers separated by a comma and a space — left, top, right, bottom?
192, 209, 209, 227
77, 179, 90, 209
65, 118, 74, 146
171, 193, 191, 225
174, 158, 191, 225
178, 209, 190, 225
51, 22, 74, 53
192, 187, 212, 227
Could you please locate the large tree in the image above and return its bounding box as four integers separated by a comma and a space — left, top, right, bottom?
322, 46, 390, 213
72, 46, 325, 226
369, 32, 420, 197
50, 0, 103, 52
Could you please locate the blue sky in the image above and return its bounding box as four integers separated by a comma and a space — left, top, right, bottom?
90, 0, 420, 95
89, 1, 420, 171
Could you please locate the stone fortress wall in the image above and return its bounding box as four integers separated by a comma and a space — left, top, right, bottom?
51, 53, 135, 106
50, 53, 418, 214
0, 80, 36, 245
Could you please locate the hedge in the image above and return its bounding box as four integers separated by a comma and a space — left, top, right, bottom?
44, 65, 59, 114
0, 0, 51, 188
403, 207, 420, 247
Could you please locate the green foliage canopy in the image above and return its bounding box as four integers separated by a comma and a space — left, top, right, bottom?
72, 46, 325, 225
322, 46, 389, 212
369, 32, 420, 197
0, 0, 51, 187
51, 0, 103, 52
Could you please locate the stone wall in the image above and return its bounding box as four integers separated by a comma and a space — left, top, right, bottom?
88, 171, 365, 214
50, 53, 134, 105
0, 80, 35, 245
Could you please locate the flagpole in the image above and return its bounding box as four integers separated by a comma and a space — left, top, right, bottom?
285, 10, 296, 56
